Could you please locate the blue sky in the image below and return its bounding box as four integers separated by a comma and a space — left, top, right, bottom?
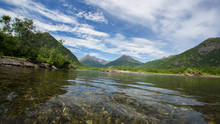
0, 0, 220, 62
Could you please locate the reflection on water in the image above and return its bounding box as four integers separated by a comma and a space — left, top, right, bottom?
0, 67, 220, 124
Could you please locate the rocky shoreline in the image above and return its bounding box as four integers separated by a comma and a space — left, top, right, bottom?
0, 56, 57, 69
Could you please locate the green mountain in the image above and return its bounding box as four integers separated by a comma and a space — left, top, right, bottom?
140, 37, 220, 73
36, 32, 79, 64
79, 55, 108, 67
106, 55, 142, 67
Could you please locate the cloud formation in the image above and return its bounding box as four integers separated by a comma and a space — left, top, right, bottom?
0, 1, 109, 38
76, 11, 108, 23
54, 33, 167, 60
86, 0, 220, 51
2, 0, 78, 24
0, 0, 169, 61
1, 0, 218, 61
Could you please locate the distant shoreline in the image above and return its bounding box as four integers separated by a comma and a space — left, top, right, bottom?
1, 56, 220, 78
98, 69, 220, 78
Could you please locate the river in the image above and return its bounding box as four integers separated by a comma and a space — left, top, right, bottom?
0, 66, 220, 124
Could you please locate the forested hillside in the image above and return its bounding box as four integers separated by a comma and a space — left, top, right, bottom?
139, 38, 220, 74
0, 15, 79, 68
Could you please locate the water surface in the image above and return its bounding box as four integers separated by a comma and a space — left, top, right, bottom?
0, 67, 220, 124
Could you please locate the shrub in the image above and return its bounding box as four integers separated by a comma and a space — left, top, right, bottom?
184, 68, 202, 74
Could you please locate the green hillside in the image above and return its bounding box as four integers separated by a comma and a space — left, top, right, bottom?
35, 32, 79, 64
106, 55, 142, 67
139, 37, 220, 74
0, 15, 79, 68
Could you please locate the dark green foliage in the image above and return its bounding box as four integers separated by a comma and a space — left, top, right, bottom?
106, 55, 142, 67
0, 32, 18, 56
184, 68, 201, 74
0, 15, 79, 68
36, 47, 70, 68
0, 15, 12, 34
35, 32, 79, 65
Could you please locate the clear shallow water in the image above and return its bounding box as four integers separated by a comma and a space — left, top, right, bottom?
0, 67, 220, 124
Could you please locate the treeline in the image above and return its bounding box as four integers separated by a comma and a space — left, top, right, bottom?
0, 15, 77, 68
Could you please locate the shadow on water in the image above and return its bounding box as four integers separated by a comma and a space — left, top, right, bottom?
0, 67, 77, 123
0, 68, 220, 124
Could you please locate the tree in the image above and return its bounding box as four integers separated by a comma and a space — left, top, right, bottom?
0, 15, 75, 68
0, 15, 12, 34
12, 17, 35, 38
11, 17, 38, 58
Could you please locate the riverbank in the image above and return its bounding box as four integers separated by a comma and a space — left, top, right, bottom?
0, 56, 57, 69
99, 69, 220, 78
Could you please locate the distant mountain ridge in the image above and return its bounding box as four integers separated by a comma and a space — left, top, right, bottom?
140, 37, 220, 70
79, 55, 109, 67
106, 55, 142, 67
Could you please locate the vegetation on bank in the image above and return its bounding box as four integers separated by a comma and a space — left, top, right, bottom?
76, 65, 106, 71
77, 65, 220, 77
113, 66, 220, 76
0, 15, 79, 68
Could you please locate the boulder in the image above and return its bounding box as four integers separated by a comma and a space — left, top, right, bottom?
0, 56, 57, 69
0, 56, 38, 68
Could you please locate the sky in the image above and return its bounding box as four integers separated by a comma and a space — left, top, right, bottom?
0, 0, 220, 62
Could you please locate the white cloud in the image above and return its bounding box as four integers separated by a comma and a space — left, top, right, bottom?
0, 8, 24, 18
2, 0, 78, 24
0, 0, 181, 61
104, 34, 168, 59
0, 5, 169, 60
85, 0, 220, 52
0, 8, 109, 38
76, 11, 108, 23
88, 52, 109, 60
53, 33, 168, 60
73, 24, 109, 37
34, 20, 109, 37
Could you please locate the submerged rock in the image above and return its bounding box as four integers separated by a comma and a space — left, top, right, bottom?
6, 92, 18, 101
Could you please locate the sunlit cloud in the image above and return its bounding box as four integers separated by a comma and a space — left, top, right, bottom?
76, 11, 108, 24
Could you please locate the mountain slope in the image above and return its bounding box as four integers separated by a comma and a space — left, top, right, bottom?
140, 37, 220, 70
106, 55, 142, 67
79, 55, 108, 67
36, 32, 80, 64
